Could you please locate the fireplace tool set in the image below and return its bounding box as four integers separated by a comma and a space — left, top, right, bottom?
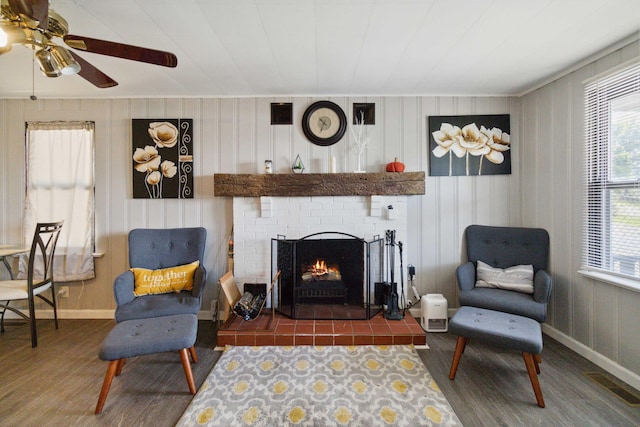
383, 229, 405, 320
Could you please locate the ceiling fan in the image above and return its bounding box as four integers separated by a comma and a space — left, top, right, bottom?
0, 0, 177, 88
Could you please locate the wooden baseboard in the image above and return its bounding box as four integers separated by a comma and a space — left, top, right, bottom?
542, 324, 640, 392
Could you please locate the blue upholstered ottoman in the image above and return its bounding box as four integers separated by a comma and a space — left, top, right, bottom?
448, 306, 545, 408
95, 314, 199, 414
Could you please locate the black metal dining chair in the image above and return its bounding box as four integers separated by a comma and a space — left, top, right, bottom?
0, 221, 64, 347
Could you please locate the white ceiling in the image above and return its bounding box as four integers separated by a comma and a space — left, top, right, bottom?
1, 0, 639, 99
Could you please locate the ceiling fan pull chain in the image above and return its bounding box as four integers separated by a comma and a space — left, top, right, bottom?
30, 45, 37, 100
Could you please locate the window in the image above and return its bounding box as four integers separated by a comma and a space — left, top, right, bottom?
22, 121, 95, 281
584, 61, 640, 280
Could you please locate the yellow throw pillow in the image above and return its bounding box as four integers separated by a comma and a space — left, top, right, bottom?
132, 260, 200, 296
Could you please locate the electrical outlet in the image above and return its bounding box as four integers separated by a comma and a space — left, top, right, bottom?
58, 286, 69, 298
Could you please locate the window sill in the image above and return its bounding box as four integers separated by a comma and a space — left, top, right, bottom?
577, 269, 640, 293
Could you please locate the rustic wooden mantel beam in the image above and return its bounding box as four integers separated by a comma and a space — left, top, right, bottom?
213, 172, 425, 197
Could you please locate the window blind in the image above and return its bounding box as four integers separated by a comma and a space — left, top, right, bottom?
584, 61, 640, 279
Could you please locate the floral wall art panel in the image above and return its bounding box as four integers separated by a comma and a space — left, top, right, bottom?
428, 114, 511, 176
132, 119, 194, 199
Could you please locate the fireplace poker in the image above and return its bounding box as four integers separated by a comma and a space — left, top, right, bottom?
398, 240, 406, 315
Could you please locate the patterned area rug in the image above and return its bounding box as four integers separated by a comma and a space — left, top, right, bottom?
177, 345, 461, 426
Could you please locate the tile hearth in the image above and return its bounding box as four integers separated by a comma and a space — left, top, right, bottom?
216, 311, 427, 347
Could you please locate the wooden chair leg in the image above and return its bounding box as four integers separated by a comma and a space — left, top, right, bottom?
533, 353, 541, 374
115, 358, 126, 376
188, 345, 198, 364
523, 352, 545, 408
95, 360, 120, 415
449, 336, 468, 380
179, 348, 197, 394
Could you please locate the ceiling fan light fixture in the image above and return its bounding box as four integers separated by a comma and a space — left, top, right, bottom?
49, 45, 81, 75
0, 24, 26, 52
35, 47, 62, 77
0, 27, 7, 47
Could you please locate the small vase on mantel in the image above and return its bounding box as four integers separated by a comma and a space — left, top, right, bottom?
354, 154, 365, 173
292, 154, 305, 174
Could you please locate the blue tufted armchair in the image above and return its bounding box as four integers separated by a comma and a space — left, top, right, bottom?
456, 225, 552, 323
113, 227, 207, 323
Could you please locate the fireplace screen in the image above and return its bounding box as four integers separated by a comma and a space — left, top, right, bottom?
272, 232, 384, 320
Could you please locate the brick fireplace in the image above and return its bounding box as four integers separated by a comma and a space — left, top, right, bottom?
214, 172, 426, 346
232, 195, 408, 300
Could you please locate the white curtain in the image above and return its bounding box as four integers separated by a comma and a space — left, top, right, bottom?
21, 121, 95, 282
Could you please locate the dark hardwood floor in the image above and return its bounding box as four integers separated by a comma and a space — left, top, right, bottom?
1, 318, 639, 426
0, 319, 221, 427
419, 332, 640, 426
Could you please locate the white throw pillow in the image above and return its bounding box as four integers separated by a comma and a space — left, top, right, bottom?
475, 260, 534, 294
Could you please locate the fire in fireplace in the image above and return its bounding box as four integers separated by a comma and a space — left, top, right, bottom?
272, 232, 384, 320
303, 259, 340, 281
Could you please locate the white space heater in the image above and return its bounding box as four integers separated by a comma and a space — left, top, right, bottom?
421, 294, 448, 332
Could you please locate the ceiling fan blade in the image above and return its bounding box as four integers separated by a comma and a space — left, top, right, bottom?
63, 35, 178, 68
7, 0, 49, 30
68, 51, 118, 89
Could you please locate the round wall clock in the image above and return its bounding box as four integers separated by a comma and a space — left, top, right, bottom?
302, 101, 347, 146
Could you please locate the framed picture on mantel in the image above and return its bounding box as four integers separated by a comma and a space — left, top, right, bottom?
428, 114, 511, 176
132, 119, 194, 198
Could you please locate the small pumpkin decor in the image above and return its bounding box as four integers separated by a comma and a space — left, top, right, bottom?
386, 157, 405, 173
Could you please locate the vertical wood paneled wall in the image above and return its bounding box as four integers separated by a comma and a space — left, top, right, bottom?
0, 96, 520, 318
3, 42, 639, 390
7, 87, 637, 382
520, 40, 640, 382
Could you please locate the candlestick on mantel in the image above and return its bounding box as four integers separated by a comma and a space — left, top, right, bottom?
330, 156, 337, 173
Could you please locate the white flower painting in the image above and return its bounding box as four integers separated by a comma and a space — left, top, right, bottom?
428, 114, 511, 176
132, 119, 193, 198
